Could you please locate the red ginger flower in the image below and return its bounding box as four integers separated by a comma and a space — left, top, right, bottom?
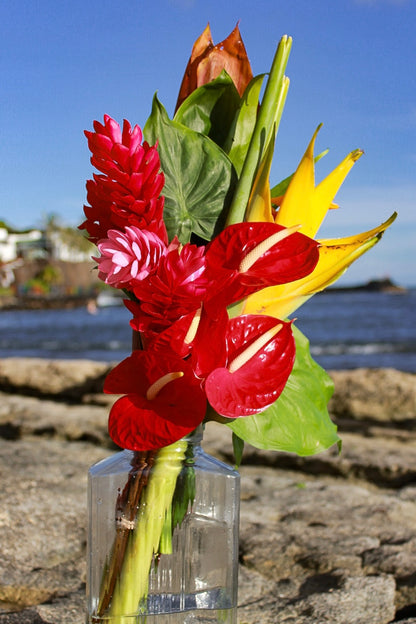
130, 240, 210, 333
80, 115, 167, 244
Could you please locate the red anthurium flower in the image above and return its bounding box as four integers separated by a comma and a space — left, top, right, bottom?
128, 304, 229, 376
105, 350, 206, 451
79, 115, 167, 244
205, 222, 319, 307
205, 315, 295, 418
147, 310, 199, 358
190, 306, 229, 378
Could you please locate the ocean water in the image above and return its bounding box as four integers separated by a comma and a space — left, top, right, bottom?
0, 289, 415, 372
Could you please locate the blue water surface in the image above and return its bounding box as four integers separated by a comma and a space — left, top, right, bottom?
0, 289, 415, 371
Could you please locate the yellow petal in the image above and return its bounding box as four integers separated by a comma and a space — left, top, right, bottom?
243, 212, 397, 319
310, 148, 363, 237
274, 125, 320, 233
274, 126, 363, 239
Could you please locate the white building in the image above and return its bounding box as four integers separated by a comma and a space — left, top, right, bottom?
0, 227, 93, 263
48, 230, 93, 263
0, 227, 45, 262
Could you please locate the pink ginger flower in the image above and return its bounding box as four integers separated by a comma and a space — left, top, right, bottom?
95, 227, 167, 289
80, 115, 167, 244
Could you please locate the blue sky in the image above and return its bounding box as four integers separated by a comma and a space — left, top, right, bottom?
0, 0, 415, 285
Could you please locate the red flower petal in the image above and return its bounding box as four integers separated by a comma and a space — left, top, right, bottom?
191, 306, 228, 378
205, 222, 319, 307
149, 312, 197, 358
81, 116, 166, 244
105, 350, 207, 451
109, 395, 202, 451
205, 315, 295, 418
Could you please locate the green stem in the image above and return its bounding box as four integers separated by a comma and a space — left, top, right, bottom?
107, 438, 188, 621
226, 36, 292, 226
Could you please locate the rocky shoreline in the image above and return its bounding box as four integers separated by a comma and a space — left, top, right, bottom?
0, 359, 415, 623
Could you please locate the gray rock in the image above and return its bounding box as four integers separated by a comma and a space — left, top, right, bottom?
204, 420, 416, 488
0, 612, 48, 624
1, 359, 415, 423
1, 363, 416, 623
0, 358, 113, 400
238, 574, 396, 624
0, 439, 108, 615
0, 391, 112, 447
329, 367, 416, 423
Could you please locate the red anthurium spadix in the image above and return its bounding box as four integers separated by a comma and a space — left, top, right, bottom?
205, 222, 319, 307
104, 350, 206, 451
205, 315, 295, 418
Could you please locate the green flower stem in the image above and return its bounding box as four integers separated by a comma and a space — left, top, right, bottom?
108, 438, 188, 621
226, 35, 292, 226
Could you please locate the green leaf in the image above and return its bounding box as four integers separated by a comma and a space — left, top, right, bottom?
174, 71, 241, 149
223, 74, 265, 176
226, 36, 292, 226
144, 95, 237, 244
225, 325, 339, 456
232, 432, 245, 468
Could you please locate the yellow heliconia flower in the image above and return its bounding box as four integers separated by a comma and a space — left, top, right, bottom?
243, 127, 397, 319
274, 125, 364, 238
243, 213, 397, 319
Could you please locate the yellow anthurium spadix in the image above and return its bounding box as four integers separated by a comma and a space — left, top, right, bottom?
274, 125, 363, 238
243, 212, 397, 320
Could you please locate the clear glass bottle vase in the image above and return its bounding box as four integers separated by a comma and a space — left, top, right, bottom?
86, 426, 240, 623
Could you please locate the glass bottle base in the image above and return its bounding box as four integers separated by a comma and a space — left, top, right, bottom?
88, 589, 236, 622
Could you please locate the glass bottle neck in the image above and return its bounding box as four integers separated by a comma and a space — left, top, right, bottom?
183, 424, 204, 446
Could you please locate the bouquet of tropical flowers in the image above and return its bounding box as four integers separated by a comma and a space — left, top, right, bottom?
81, 24, 396, 621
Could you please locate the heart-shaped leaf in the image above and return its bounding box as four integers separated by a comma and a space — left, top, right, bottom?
144, 96, 237, 244
174, 71, 241, 149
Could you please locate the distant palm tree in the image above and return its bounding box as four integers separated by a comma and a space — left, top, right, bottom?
42, 213, 94, 258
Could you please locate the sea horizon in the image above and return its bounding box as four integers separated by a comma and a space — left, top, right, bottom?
0, 288, 415, 373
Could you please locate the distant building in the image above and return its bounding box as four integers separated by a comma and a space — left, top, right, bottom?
0, 227, 47, 262
0, 226, 92, 263
48, 230, 93, 263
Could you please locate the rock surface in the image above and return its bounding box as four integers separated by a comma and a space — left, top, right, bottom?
0, 359, 415, 624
